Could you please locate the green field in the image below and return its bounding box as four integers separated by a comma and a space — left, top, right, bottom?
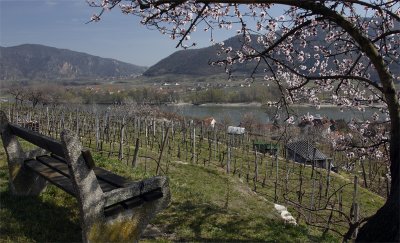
0, 136, 385, 242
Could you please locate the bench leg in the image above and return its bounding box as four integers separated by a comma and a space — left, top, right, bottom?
5, 136, 48, 196
84, 219, 142, 243
59, 129, 171, 243
1, 112, 47, 196
83, 178, 170, 243
8, 161, 47, 196
84, 199, 169, 243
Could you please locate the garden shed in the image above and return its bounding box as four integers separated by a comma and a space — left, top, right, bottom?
253, 141, 278, 155
285, 140, 335, 171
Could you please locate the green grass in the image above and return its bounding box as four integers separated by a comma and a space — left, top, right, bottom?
0, 112, 384, 242
150, 162, 336, 242
0, 140, 339, 242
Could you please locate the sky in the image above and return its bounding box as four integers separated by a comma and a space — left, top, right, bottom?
0, 0, 383, 68
0, 0, 292, 67
0, 0, 233, 67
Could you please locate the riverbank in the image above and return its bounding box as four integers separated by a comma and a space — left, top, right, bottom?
161, 103, 382, 124
166, 102, 262, 107
199, 102, 263, 107
167, 102, 338, 108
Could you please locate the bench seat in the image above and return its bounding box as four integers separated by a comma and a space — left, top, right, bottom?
25, 158, 76, 196
24, 154, 164, 217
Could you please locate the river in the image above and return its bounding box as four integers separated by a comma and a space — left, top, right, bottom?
160, 104, 384, 125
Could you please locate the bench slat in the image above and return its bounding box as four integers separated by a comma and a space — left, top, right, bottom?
24, 159, 161, 218
104, 197, 145, 218
10, 124, 65, 157
25, 159, 76, 196
36, 155, 71, 178
141, 188, 163, 201
103, 189, 162, 218
51, 154, 132, 189
104, 204, 126, 218
93, 167, 132, 188
104, 187, 163, 208
38, 155, 118, 193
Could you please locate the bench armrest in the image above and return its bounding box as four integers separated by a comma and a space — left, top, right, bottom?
103, 176, 165, 207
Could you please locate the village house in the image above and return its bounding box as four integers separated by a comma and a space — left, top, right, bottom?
227, 126, 245, 135
203, 117, 216, 128
298, 114, 332, 137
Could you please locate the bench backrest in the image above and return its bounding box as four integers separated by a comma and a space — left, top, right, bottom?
8, 123, 65, 157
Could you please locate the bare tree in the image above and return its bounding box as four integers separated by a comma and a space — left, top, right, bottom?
89, 1, 399, 241
240, 112, 259, 133
27, 89, 45, 108
8, 85, 26, 105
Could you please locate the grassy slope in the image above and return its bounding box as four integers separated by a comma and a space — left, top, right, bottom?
148, 162, 326, 242
0, 140, 339, 242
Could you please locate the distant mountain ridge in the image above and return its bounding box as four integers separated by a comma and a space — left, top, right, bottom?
0, 44, 147, 81
144, 36, 254, 77
145, 33, 399, 83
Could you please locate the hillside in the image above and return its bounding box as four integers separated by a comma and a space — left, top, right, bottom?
0, 44, 147, 81
144, 32, 399, 83
0, 104, 386, 242
0, 141, 334, 242
144, 36, 258, 77
0, 138, 385, 242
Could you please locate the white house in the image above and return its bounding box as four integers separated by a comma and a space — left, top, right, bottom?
227, 126, 245, 135
203, 117, 216, 128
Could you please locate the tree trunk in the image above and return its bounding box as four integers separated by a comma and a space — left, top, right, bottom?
356, 185, 399, 242
357, 91, 400, 242
356, 79, 400, 242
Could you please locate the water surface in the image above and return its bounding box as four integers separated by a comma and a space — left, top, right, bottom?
160, 104, 383, 124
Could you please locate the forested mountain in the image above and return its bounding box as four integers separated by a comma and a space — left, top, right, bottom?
0, 44, 147, 81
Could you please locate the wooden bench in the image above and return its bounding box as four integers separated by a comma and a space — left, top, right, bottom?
0, 111, 170, 243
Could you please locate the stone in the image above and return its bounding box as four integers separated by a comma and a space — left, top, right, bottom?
274, 203, 297, 225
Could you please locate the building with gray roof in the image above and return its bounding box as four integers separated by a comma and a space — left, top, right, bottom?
285, 140, 336, 171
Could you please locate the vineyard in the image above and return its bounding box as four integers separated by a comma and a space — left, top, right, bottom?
0, 103, 386, 241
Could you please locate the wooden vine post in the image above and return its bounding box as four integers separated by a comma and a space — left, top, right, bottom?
352, 176, 360, 238
192, 125, 196, 164
132, 137, 140, 168
274, 149, 279, 203
156, 127, 170, 175
254, 148, 258, 191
